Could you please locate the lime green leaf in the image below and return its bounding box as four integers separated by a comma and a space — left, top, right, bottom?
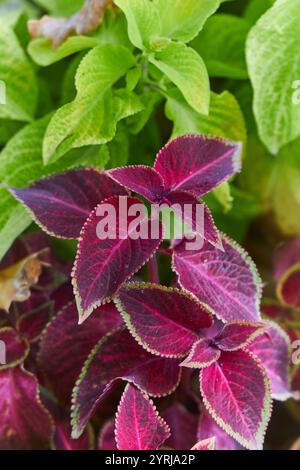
150, 41, 210, 115
0, 112, 113, 261
240, 134, 300, 236
192, 14, 250, 79
153, 0, 222, 43
244, 0, 275, 24
114, 0, 161, 50
166, 89, 246, 145
35, 0, 84, 16
43, 44, 137, 163
28, 36, 98, 66
246, 0, 300, 154
0, 20, 38, 121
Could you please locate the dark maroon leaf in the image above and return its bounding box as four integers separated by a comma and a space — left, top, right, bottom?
71, 328, 181, 438
0, 366, 54, 449
200, 349, 272, 449
162, 404, 198, 450
115, 384, 170, 450
10, 169, 127, 239
0, 327, 29, 369
115, 283, 213, 357
73, 196, 163, 323
154, 135, 241, 197
108, 166, 165, 202
38, 300, 122, 402
173, 235, 262, 322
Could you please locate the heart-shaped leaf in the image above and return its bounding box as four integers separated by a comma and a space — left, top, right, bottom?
0, 366, 54, 449
10, 169, 127, 239
180, 338, 220, 369
247, 320, 292, 401
115, 384, 170, 450
108, 166, 165, 202
154, 135, 242, 197
71, 328, 180, 438
73, 196, 163, 323
38, 301, 122, 402
173, 235, 262, 322
115, 283, 213, 357
200, 349, 272, 450
0, 327, 29, 370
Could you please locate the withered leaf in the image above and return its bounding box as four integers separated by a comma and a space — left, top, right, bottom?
0, 250, 49, 312
28, 0, 112, 48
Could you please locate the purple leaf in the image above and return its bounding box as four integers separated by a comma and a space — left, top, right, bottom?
200, 349, 272, 450
98, 419, 117, 450
38, 301, 122, 402
0, 366, 54, 449
0, 327, 29, 369
197, 407, 243, 450
247, 320, 292, 401
215, 321, 267, 352
115, 384, 170, 450
154, 135, 242, 197
162, 404, 198, 451
164, 191, 222, 248
108, 166, 165, 203
71, 328, 180, 438
72, 196, 163, 323
180, 338, 220, 369
10, 169, 127, 239
115, 283, 213, 358
16, 302, 53, 343
54, 419, 94, 450
191, 438, 215, 450
277, 264, 300, 308
173, 235, 262, 322
273, 237, 300, 282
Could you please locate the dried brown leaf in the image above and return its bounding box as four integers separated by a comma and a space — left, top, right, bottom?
0, 250, 49, 312
28, 0, 112, 48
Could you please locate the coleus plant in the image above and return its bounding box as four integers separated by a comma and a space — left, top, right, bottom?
3, 134, 292, 451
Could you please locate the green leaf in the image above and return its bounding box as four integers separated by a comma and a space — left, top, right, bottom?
153, 0, 222, 43
246, 0, 300, 154
0, 113, 112, 261
35, 0, 84, 16
240, 134, 300, 236
191, 14, 250, 79
28, 36, 98, 66
0, 20, 38, 121
150, 41, 210, 115
166, 89, 246, 145
114, 0, 161, 50
43, 44, 138, 163
244, 0, 275, 24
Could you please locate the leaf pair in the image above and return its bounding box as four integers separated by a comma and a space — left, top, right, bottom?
114, 283, 271, 450
115, 0, 224, 115
10, 134, 242, 322
109, 134, 242, 246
